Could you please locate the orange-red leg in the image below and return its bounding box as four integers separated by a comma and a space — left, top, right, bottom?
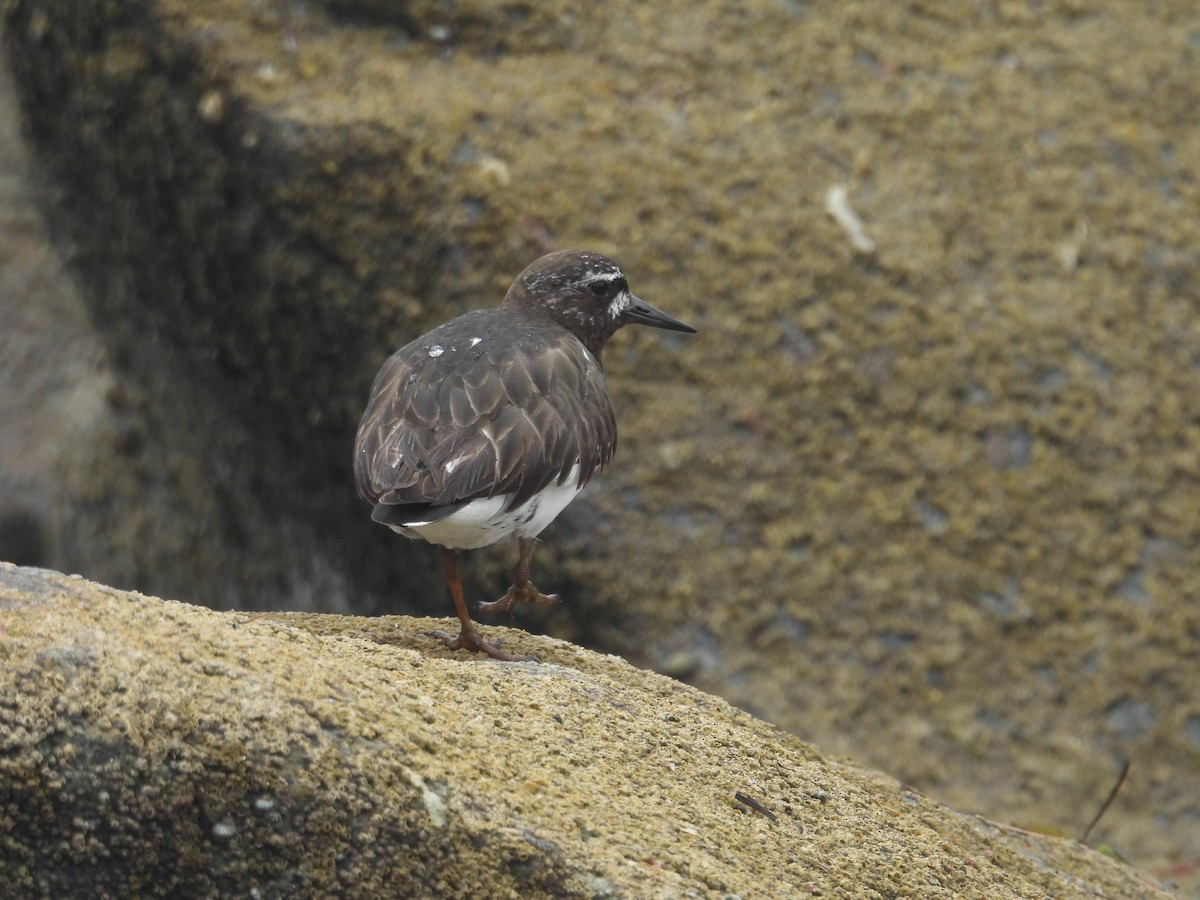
476, 537, 560, 615
424, 547, 525, 661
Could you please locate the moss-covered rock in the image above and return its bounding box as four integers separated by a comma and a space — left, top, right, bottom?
0, 563, 1174, 898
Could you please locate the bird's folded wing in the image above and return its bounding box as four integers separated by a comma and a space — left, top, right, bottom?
354, 331, 616, 515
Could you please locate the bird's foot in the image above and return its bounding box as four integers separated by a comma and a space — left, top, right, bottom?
424, 627, 534, 662
476, 582, 560, 615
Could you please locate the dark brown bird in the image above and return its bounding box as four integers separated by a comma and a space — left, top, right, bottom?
354, 249, 695, 660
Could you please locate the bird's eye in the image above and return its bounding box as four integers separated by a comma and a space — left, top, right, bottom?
588, 280, 611, 299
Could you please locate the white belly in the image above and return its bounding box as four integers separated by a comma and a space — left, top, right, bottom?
390, 464, 583, 550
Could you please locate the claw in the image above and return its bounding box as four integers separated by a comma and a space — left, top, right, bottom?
424, 627, 535, 662
477, 584, 560, 615
477, 536, 561, 615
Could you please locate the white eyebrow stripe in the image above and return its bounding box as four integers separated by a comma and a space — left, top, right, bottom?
584, 269, 622, 281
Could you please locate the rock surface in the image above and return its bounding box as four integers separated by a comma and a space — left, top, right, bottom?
0, 563, 1174, 898
2, 0, 1198, 891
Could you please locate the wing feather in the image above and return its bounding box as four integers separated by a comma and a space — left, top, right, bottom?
353, 309, 616, 523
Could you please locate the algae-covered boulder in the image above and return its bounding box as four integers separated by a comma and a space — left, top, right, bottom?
0, 563, 1173, 898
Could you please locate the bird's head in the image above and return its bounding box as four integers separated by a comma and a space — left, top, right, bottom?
502, 249, 695, 357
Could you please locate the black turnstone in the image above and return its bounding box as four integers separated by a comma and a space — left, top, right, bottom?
354, 249, 695, 660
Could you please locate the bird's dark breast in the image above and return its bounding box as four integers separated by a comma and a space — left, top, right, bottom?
353, 309, 616, 520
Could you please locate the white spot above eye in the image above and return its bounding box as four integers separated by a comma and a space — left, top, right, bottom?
428, 345, 444, 358
469, 337, 482, 347
607, 291, 632, 319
